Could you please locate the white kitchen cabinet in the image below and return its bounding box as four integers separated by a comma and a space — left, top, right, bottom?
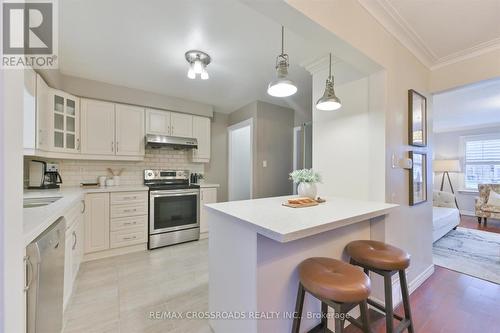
49, 89, 80, 153
200, 187, 217, 234
170, 112, 193, 137
81, 99, 115, 155
23, 68, 37, 150
63, 199, 85, 310
84, 193, 110, 253
146, 108, 171, 135
115, 104, 145, 156
192, 116, 211, 163
35, 73, 51, 151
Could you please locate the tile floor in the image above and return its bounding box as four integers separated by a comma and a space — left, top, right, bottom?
63, 239, 210, 333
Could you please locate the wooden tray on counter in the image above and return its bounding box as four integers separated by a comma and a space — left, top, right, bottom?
282, 201, 319, 208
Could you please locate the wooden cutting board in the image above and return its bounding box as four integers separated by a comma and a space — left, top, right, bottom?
282, 201, 319, 208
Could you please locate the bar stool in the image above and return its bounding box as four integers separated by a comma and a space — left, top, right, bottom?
346, 240, 414, 333
292, 257, 372, 333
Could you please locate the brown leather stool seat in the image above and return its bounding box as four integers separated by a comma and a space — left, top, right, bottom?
346, 240, 414, 333
346, 240, 410, 271
298, 257, 371, 303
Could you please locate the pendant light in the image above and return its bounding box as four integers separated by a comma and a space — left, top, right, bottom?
185, 50, 211, 80
267, 26, 297, 97
316, 53, 341, 111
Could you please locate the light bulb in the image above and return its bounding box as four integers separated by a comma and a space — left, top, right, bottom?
316, 100, 341, 111
201, 68, 209, 80
193, 60, 203, 74
187, 67, 196, 79
267, 80, 297, 97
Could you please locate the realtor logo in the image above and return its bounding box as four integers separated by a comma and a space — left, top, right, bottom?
2, 0, 58, 68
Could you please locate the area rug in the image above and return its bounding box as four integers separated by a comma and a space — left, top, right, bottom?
433, 227, 500, 284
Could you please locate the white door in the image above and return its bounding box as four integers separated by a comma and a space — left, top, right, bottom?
115, 104, 145, 156
84, 193, 110, 253
228, 119, 253, 201
200, 188, 217, 233
170, 113, 193, 137
81, 99, 115, 155
192, 116, 211, 162
146, 109, 171, 135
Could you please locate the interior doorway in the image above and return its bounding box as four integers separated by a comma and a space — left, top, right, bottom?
228, 119, 253, 201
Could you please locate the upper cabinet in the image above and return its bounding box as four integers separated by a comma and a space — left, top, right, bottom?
146, 109, 171, 135
192, 116, 211, 163
170, 112, 193, 137
115, 104, 145, 156
81, 99, 145, 158
24, 69, 37, 150
146, 108, 193, 138
50, 90, 80, 153
81, 99, 115, 155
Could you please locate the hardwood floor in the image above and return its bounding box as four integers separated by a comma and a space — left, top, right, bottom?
346, 266, 500, 333
459, 215, 500, 234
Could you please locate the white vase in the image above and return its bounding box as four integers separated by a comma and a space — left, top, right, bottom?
297, 182, 317, 199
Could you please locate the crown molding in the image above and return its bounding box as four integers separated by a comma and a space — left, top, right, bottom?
301, 55, 341, 75
358, 0, 500, 70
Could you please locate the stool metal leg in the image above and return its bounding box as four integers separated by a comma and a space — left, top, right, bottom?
399, 270, 414, 333
292, 283, 305, 333
359, 300, 372, 333
383, 273, 394, 333
321, 302, 328, 332
333, 303, 344, 333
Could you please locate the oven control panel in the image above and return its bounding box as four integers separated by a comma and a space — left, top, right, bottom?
144, 169, 189, 181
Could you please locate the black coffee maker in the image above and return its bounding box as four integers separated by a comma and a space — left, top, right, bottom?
28, 160, 63, 189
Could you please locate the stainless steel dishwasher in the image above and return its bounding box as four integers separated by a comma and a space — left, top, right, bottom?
25, 217, 65, 333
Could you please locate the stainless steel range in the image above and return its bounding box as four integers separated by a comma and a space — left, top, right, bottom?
144, 169, 200, 249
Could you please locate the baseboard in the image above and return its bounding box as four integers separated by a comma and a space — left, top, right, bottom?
460, 210, 475, 217
370, 264, 435, 311
200, 232, 209, 240
83, 243, 147, 262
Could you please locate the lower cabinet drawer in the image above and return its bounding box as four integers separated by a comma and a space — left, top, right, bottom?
110, 203, 147, 218
110, 215, 147, 232
110, 227, 147, 249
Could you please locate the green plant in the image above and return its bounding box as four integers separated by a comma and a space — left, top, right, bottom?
289, 169, 321, 184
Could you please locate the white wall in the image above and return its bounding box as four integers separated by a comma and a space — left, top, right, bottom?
229, 124, 252, 201
290, 0, 434, 295
1, 69, 25, 333
434, 125, 500, 215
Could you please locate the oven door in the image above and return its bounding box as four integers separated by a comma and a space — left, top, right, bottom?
149, 189, 200, 234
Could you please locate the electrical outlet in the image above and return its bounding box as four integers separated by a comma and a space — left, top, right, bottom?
262, 160, 267, 168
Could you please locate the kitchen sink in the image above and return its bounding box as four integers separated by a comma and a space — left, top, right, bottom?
23, 196, 62, 208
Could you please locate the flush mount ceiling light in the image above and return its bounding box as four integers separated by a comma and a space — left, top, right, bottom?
267, 26, 297, 98
316, 53, 342, 111
185, 50, 211, 80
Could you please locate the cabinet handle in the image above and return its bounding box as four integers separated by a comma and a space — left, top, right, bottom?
123, 236, 137, 240
81, 200, 86, 213
124, 208, 137, 213
116, 141, 119, 152
72, 231, 77, 250
76, 138, 80, 150
111, 141, 114, 151
123, 221, 137, 226
123, 196, 137, 200
24, 256, 33, 292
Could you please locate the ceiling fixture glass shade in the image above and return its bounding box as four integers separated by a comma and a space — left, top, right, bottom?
185, 50, 211, 80
316, 53, 342, 111
267, 26, 297, 98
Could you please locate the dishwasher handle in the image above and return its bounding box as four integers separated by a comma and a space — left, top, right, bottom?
24, 255, 33, 291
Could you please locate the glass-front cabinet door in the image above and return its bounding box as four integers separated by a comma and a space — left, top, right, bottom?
51, 89, 80, 153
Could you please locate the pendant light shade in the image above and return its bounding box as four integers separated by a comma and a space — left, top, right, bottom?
316, 53, 341, 111
267, 26, 297, 98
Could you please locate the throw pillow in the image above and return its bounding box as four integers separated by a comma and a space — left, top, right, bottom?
487, 190, 500, 206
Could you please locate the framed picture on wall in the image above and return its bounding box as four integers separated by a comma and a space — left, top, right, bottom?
408, 89, 427, 147
409, 151, 427, 206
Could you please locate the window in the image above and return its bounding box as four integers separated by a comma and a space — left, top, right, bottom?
464, 135, 500, 189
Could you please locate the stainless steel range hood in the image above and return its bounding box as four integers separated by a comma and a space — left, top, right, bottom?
145, 134, 198, 149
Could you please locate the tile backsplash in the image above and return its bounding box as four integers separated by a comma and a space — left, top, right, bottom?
24, 148, 205, 188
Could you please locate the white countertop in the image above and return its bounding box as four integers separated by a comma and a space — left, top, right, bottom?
23, 185, 148, 246
195, 183, 220, 188
205, 196, 399, 243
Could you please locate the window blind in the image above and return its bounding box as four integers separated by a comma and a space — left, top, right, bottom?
464, 138, 500, 189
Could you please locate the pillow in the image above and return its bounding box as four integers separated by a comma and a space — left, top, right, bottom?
487, 190, 500, 207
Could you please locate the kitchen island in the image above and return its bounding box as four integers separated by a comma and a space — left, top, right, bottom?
205, 195, 398, 333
